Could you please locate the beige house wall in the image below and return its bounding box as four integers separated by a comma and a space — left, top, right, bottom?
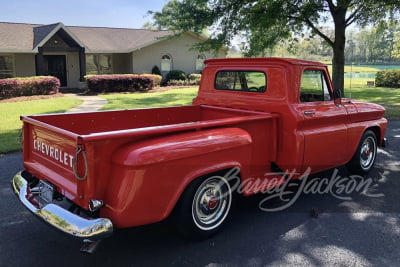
14, 54, 36, 77
131, 33, 225, 74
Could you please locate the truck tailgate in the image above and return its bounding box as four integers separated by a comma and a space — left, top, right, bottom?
22, 116, 82, 202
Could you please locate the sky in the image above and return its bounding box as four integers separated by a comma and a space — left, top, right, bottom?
1, 0, 169, 29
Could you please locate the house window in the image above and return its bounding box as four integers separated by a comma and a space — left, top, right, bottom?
161, 54, 172, 72
196, 54, 206, 72
0, 54, 15, 79
86, 54, 112, 75
300, 69, 332, 102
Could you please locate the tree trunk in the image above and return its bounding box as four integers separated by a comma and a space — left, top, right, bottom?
331, 8, 347, 95
332, 41, 345, 95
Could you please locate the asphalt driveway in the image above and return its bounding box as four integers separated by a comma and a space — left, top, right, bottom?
0, 119, 399, 266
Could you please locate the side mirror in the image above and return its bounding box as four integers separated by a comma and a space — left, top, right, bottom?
333, 89, 342, 106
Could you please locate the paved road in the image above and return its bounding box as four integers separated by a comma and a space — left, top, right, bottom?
1, 120, 399, 267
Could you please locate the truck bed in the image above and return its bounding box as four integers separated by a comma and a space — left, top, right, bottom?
22, 104, 278, 209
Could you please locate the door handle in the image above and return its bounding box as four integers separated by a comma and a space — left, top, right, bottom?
304, 110, 315, 115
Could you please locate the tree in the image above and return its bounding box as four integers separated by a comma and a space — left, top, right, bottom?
151, 0, 399, 94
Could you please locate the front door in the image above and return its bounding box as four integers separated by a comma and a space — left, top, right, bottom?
297, 69, 348, 173
44, 55, 67, 87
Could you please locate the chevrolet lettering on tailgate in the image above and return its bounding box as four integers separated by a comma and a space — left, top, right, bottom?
33, 139, 74, 168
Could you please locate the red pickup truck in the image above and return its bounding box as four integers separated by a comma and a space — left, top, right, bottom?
12, 58, 387, 252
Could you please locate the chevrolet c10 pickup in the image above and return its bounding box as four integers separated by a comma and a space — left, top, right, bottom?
11, 58, 387, 252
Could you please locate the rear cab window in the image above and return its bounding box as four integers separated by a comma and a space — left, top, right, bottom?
215, 71, 266, 93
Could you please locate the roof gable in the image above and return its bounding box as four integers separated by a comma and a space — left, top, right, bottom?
33, 22, 85, 52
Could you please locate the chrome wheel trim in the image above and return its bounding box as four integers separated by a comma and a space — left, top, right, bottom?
360, 136, 376, 170
191, 176, 232, 231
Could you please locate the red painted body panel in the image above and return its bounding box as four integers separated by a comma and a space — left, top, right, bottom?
19, 57, 387, 229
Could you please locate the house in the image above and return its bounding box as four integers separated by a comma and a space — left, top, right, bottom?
0, 22, 226, 88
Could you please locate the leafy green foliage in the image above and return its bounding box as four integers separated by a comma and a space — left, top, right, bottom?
165, 70, 187, 83
375, 70, 400, 88
152, 0, 399, 92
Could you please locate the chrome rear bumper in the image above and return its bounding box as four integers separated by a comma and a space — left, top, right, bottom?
11, 171, 113, 240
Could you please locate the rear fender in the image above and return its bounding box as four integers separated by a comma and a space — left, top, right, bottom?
106, 128, 252, 227
112, 127, 252, 167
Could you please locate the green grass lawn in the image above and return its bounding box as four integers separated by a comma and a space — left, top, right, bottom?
343, 77, 400, 118
100, 87, 199, 110
0, 97, 82, 153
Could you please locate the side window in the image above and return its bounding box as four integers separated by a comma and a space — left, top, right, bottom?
215, 71, 266, 92
0, 54, 15, 78
86, 54, 113, 74
300, 69, 332, 102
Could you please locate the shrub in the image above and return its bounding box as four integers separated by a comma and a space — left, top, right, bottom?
165, 70, 187, 84
166, 73, 202, 86
142, 74, 162, 87
152, 65, 162, 76
187, 73, 202, 85
167, 79, 188, 86
0, 76, 60, 100
86, 74, 154, 93
375, 70, 400, 88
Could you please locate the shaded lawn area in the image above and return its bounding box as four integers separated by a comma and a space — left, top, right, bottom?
343, 78, 400, 118
100, 87, 199, 110
0, 97, 82, 153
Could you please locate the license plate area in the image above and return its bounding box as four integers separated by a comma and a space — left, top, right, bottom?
38, 180, 54, 203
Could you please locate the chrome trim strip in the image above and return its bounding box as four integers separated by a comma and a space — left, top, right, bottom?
11, 171, 113, 240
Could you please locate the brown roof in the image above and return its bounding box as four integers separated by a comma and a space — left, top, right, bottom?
0, 22, 174, 53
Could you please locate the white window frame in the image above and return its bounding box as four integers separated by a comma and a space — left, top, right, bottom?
161, 54, 172, 72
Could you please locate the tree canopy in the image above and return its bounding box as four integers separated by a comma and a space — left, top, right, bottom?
151, 0, 400, 93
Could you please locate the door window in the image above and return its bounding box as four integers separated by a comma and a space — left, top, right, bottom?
300, 70, 332, 102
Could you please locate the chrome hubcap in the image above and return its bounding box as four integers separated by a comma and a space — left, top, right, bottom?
360, 136, 376, 169
192, 176, 232, 231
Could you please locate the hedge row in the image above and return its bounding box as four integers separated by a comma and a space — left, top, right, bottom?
166, 72, 202, 86
0, 76, 60, 100
86, 74, 159, 93
375, 70, 400, 88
